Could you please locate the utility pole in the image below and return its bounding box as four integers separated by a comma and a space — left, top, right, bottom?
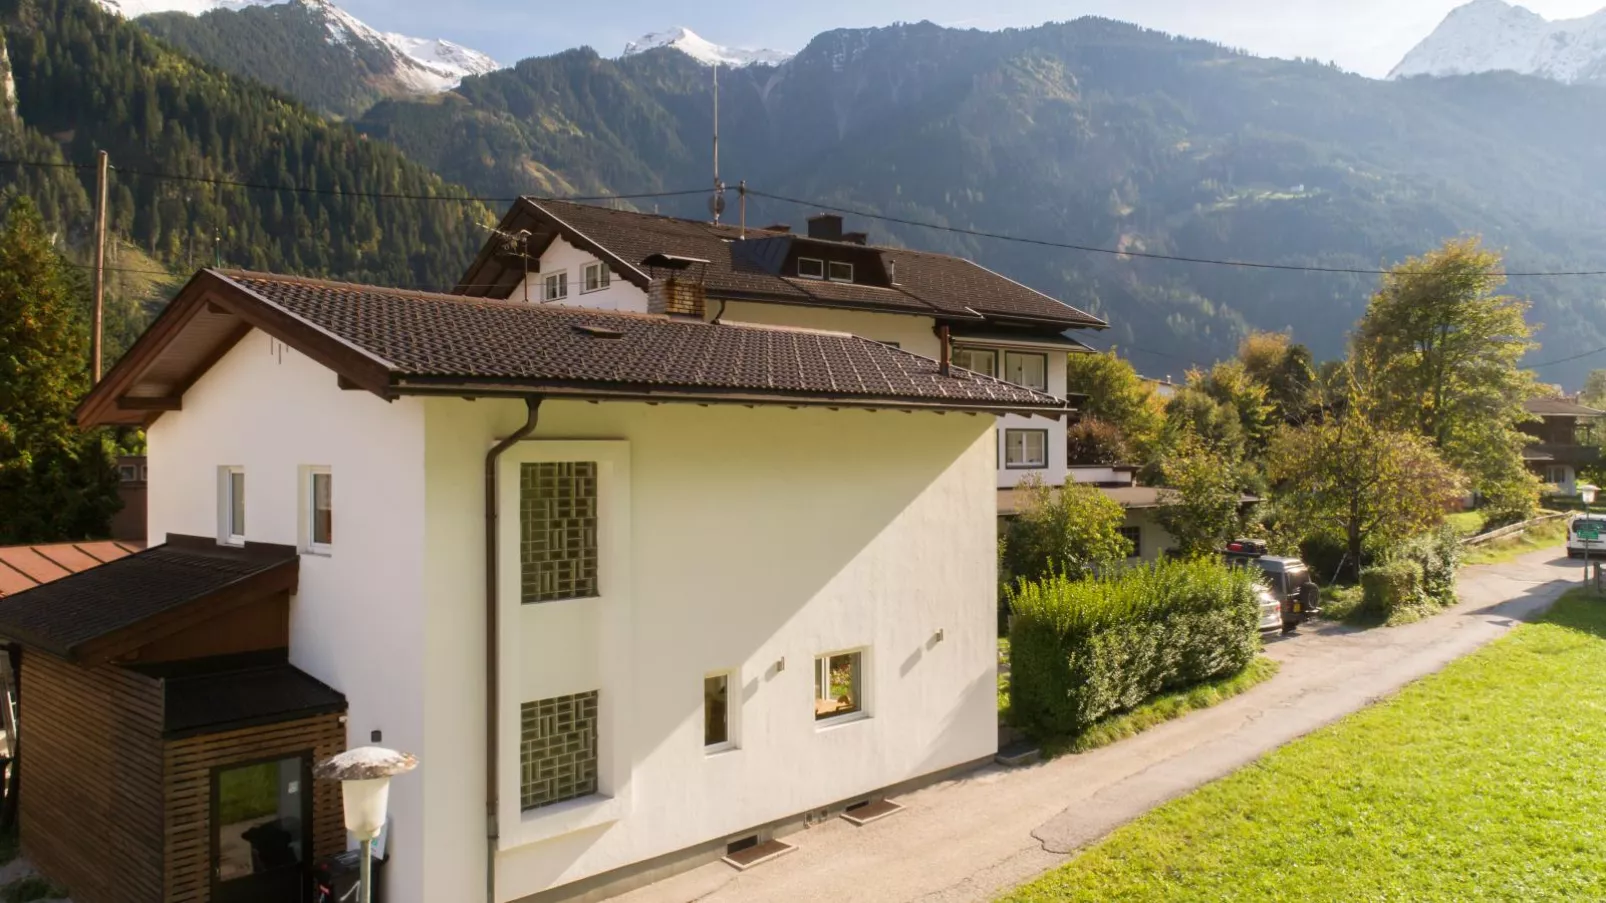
91, 149, 108, 384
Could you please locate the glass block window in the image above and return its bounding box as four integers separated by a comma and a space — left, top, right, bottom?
520, 691, 599, 811
520, 462, 599, 603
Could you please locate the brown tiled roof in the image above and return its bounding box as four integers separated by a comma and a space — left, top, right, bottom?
218, 271, 1069, 413
0, 538, 296, 658
459, 199, 1106, 329
1527, 397, 1605, 418
0, 540, 144, 598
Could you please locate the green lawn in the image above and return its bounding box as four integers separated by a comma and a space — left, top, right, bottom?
1000, 589, 1606, 902
1444, 510, 1488, 537
1462, 518, 1568, 566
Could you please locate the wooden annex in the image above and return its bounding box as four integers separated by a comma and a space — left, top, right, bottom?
0, 536, 349, 903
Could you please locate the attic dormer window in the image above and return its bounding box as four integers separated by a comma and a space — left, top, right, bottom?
828, 261, 854, 283
797, 257, 825, 280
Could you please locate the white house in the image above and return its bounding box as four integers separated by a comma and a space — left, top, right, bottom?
457, 202, 1106, 490
67, 267, 1071, 903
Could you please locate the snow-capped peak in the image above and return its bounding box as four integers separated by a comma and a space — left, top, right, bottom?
93, 0, 500, 92
622, 27, 792, 67
1390, 0, 1606, 85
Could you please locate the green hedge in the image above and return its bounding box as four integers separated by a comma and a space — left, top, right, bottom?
1006, 558, 1262, 740
1361, 525, 1461, 619
1359, 559, 1424, 618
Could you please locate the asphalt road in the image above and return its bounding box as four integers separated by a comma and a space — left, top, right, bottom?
615, 549, 1581, 903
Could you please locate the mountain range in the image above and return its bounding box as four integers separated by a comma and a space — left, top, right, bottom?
1392, 0, 1606, 84
9, 0, 1606, 387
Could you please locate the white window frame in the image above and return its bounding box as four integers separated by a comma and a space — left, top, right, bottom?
118, 463, 138, 482
952, 345, 998, 378
796, 257, 825, 280
827, 260, 854, 283
543, 271, 568, 302
703, 669, 738, 754
218, 466, 245, 546
814, 647, 869, 728
1004, 429, 1048, 469
1004, 351, 1049, 392
302, 466, 333, 555
581, 261, 611, 294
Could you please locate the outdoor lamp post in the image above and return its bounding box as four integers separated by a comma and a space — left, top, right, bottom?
315, 746, 418, 903
1580, 484, 1599, 590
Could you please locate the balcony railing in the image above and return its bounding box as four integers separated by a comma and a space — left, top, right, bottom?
1525, 443, 1602, 465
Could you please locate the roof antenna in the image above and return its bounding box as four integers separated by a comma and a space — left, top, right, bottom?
708, 62, 726, 225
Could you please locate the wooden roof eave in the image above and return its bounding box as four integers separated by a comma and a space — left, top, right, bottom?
76, 271, 399, 430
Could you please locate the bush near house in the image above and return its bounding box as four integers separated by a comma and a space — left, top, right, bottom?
1006, 558, 1261, 740
1356, 525, 1461, 622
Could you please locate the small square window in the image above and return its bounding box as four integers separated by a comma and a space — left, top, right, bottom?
797, 257, 825, 280
952, 346, 997, 378
118, 464, 138, 482
307, 468, 333, 552
139, 465, 149, 482
1004, 430, 1047, 469
827, 261, 854, 283
1003, 352, 1048, 392
220, 466, 245, 544
814, 650, 863, 722
543, 272, 568, 302
582, 262, 611, 293
705, 672, 735, 750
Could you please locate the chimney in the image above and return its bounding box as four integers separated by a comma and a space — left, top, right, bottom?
807, 213, 843, 242
841, 231, 868, 245
648, 275, 706, 318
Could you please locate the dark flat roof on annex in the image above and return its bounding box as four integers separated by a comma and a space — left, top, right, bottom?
0, 537, 297, 659
155, 658, 347, 738
457, 199, 1107, 330
215, 270, 1069, 414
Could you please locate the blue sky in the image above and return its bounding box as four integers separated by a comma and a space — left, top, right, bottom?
339, 0, 1604, 77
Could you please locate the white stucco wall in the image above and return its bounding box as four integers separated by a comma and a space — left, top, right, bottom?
1122, 508, 1178, 562
508, 236, 647, 311
145, 330, 433, 894
421, 398, 1000, 902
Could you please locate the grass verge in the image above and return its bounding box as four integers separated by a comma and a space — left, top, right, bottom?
1462, 517, 1567, 566
999, 588, 1606, 902
1443, 510, 1487, 536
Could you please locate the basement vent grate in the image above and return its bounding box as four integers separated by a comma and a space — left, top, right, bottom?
841, 798, 904, 826
722, 837, 795, 871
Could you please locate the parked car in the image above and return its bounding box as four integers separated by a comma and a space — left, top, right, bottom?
1567, 515, 1606, 559
1224, 539, 1319, 633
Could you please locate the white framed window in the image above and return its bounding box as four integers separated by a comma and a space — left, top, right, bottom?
1004, 351, 1048, 392
543, 272, 568, 302
952, 345, 997, 378
304, 467, 333, 553
704, 671, 737, 752
1119, 525, 1142, 559
118, 463, 138, 482
140, 465, 149, 482
797, 257, 825, 279
814, 649, 866, 724
218, 466, 245, 545
1004, 430, 1047, 469
582, 261, 611, 294
827, 260, 854, 283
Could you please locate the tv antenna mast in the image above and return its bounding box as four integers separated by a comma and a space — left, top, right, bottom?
709, 62, 726, 224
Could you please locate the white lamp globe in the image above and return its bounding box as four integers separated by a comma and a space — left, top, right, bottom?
1582, 484, 1599, 506
315, 746, 418, 841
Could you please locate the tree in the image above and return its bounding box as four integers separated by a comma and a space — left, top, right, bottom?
1238, 331, 1316, 424
1002, 476, 1131, 584
1067, 416, 1132, 465
1166, 361, 1272, 462
1353, 238, 1539, 517
1267, 379, 1464, 574
1064, 350, 1164, 462
1156, 436, 1244, 557
0, 200, 121, 543
1582, 370, 1606, 410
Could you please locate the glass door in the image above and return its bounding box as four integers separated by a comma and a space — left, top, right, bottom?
212, 754, 312, 903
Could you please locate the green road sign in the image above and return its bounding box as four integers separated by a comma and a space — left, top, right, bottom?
1578, 524, 1601, 540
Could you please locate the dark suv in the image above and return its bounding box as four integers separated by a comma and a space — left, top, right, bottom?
1224, 539, 1320, 633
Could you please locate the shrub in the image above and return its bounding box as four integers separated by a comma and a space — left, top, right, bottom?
1388, 524, 1462, 608
1001, 476, 1131, 585
1359, 559, 1425, 618
1007, 557, 1261, 740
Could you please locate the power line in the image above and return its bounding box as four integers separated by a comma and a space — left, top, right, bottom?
746, 188, 1606, 278
1529, 345, 1606, 369
0, 157, 708, 205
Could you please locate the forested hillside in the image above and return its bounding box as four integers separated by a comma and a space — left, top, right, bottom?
349, 20, 1606, 384
0, 0, 487, 303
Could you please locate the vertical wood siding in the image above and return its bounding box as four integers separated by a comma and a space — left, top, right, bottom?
163, 713, 346, 903
21, 653, 166, 903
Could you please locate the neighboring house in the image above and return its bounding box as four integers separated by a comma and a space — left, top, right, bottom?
1522, 397, 1604, 495
111, 454, 149, 542
7, 266, 1070, 903
0, 539, 144, 598
457, 202, 1105, 488
997, 465, 1258, 561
